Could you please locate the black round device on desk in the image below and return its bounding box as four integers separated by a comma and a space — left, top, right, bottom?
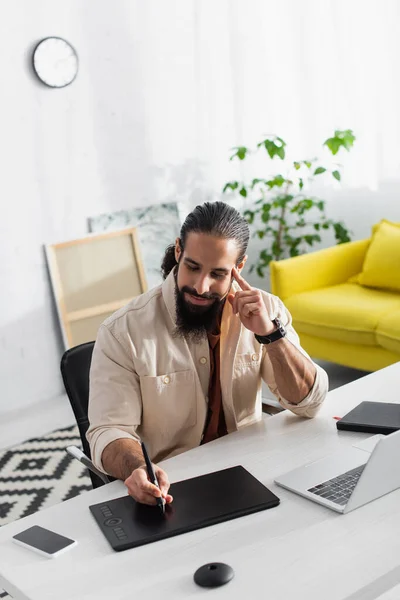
194, 563, 234, 588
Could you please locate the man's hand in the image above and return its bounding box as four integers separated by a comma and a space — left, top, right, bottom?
124, 464, 173, 506
228, 267, 275, 336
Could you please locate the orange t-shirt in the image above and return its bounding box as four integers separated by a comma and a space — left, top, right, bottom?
201, 331, 228, 444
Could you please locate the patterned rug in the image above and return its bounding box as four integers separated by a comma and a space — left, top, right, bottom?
0, 424, 92, 527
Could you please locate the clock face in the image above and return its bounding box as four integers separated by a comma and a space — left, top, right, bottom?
33, 37, 78, 88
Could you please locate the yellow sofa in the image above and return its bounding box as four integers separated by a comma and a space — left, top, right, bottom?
270, 224, 400, 372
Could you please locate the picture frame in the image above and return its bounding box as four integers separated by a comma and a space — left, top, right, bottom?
88, 201, 185, 289
45, 228, 147, 349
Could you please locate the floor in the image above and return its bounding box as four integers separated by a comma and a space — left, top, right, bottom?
0, 393, 75, 452
0, 361, 370, 452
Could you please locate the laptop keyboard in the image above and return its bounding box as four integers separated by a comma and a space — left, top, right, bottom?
307, 464, 367, 506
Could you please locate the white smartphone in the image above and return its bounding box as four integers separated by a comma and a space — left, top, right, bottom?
12, 525, 77, 558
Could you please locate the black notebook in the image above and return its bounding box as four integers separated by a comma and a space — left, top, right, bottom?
90, 465, 280, 552
336, 401, 400, 434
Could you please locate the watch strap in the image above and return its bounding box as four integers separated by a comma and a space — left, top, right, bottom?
254, 318, 287, 345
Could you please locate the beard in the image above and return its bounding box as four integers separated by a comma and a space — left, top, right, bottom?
173, 277, 228, 344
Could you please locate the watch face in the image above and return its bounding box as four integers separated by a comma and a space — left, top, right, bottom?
33, 37, 78, 88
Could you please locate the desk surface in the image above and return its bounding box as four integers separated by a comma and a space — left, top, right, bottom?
1, 362, 400, 600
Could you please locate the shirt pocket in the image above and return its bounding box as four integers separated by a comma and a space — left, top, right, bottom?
234, 351, 262, 370
140, 369, 197, 441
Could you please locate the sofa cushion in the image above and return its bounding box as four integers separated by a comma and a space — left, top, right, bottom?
371, 220, 400, 235
376, 307, 400, 354
285, 283, 400, 346
358, 220, 400, 292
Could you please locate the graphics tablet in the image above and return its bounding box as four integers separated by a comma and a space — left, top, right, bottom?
336, 401, 400, 434
89, 465, 279, 551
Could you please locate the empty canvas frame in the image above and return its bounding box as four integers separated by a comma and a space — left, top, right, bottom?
45, 228, 147, 349
88, 202, 185, 289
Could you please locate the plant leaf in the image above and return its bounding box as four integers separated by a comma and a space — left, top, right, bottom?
260, 249, 273, 263
314, 167, 327, 175
324, 138, 340, 155
257, 136, 286, 160
251, 178, 264, 188
332, 170, 341, 181
324, 129, 356, 155
243, 209, 254, 223
222, 181, 239, 193
333, 221, 352, 243
289, 246, 300, 257
230, 146, 248, 161
256, 266, 265, 278
304, 234, 321, 246
266, 174, 286, 188
276, 146, 285, 160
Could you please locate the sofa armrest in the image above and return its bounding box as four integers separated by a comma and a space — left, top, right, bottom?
270, 239, 370, 300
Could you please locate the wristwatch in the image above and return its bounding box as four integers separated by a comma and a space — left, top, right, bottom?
254, 318, 287, 345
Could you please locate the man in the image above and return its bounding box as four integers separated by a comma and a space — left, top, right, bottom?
87, 201, 328, 507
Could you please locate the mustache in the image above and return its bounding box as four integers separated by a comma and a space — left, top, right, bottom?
181, 286, 221, 301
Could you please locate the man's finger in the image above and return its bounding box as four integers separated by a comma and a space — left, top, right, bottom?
241, 302, 261, 318
133, 470, 162, 497
156, 469, 170, 496
231, 290, 248, 313
128, 479, 161, 499
236, 294, 261, 313
134, 492, 159, 505
233, 292, 259, 314
232, 266, 252, 291
142, 481, 162, 497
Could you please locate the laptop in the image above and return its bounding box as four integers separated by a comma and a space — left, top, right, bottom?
274, 429, 400, 513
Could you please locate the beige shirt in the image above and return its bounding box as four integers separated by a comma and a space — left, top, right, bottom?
87, 269, 328, 473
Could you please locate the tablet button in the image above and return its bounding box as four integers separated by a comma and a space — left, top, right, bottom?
104, 517, 122, 527
100, 505, 113, 518
113, 527, 127, 540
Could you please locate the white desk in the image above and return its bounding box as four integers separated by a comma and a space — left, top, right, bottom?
1, 362, 400, 600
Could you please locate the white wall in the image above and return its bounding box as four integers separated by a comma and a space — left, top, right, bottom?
0, 0, 239, 417
1, 0, 400, 417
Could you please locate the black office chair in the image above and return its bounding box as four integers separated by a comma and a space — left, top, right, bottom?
60, 341, 114, 489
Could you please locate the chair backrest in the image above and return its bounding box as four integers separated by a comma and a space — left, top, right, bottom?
60, 341, 107, 489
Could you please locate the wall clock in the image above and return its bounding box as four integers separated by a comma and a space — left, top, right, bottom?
32, 37, 78, 88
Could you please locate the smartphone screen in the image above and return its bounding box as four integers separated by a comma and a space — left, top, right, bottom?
13, 526, 76, 555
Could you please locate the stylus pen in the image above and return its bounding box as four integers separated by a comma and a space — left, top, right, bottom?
141, 441, 165, 514
66, 446, 110, 484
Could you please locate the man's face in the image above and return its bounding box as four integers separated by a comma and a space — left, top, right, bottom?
173, 232, 246, 340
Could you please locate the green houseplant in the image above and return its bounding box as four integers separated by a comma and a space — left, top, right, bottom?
222, 129, 356, 277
